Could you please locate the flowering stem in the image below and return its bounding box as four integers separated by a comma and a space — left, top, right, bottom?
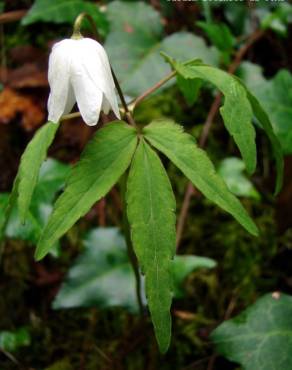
129, 70, 176, 111
111, 68, 137, 127
72, 12, 100, 40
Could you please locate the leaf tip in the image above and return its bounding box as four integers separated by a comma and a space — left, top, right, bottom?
249, 222, 259, 237
157, 336, 171, 354
34, 246, 47, 262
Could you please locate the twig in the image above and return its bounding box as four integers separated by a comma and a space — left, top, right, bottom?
0, 348, 19, 365
176, 29, 265, 249
206, 295, 237, 370
129, 70, 176, 110
176, 184, 196, 247
181, 356, 210, 370
97, 198, 106, 226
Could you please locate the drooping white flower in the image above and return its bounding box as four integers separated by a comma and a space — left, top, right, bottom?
48, 37, 120, 126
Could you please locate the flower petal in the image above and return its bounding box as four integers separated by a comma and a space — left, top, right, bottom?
101, 95, 111, 114
47, 39, 76, 123
71, 58, 103, 126
74, 38, 121, 119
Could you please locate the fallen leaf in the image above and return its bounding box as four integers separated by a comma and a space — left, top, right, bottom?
9, 63, 48, 89
0, 88, 45, 130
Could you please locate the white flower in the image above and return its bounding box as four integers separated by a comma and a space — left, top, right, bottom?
47, 37, 120, 126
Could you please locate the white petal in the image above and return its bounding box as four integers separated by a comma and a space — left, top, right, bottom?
47, 39, 76, 123
73, 38, 121, 119
71, 57, 103, 126
63, 82, 76, 115
101, 95, 110, 114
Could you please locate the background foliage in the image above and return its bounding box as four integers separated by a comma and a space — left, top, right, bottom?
0, 0, 292, 369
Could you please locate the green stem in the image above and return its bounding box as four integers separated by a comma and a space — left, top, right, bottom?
201, 0, 212, 24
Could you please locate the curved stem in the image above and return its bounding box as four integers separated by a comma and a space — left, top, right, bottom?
129, 70, 176, 111
72, 12, 100, 41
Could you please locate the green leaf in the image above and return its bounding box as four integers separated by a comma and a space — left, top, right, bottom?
53, 227, 216, 313
261, 3, 292, 37
218, 157, 260, 200
211, 293, 292, 370
0, 123, 58, 243
0, 159, 69, 246
45, 359, 72, 370
53, 227, 144, 313
246, 91, 284, 194
177, 75, 202, 106
105, 1, 218, 97
144, 120, 258, 236
238, 62, 266, 91
197, 21, 235, 52
18, 122, 59, 223
243, 68, 292, 154
35, 122, 137, 260
168, 59, 256, 174
0, 175, 19, 243
172, 255, 216, 298
126, 139, 176, 352
0, 327, 30, 352
22, 0, 109, 36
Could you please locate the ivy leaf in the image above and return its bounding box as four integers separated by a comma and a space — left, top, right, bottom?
218, 157, 260, 200
211, 293, 292, 370
105, 1, 218, 96
22, 0, 109, 36
126, 139, 176, 353
53, 227, 216, 313
167, 59, 256, 174
35, 122, 137, 261
172, 255, 216, 298
53, 227, 144, 313
144, 120, 258, 236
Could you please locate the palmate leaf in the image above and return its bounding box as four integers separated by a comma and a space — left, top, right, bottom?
18, 122, 59, 222
0, 122, 59, 241
0, 159, 69, 246
245, 91, 283, 194
211, 293, 292, 370
164, 57, 256, 174
126, 139, 176, 353
230, 69, 284, 193
35, 122, 137, 260
144, 119, 258, 236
